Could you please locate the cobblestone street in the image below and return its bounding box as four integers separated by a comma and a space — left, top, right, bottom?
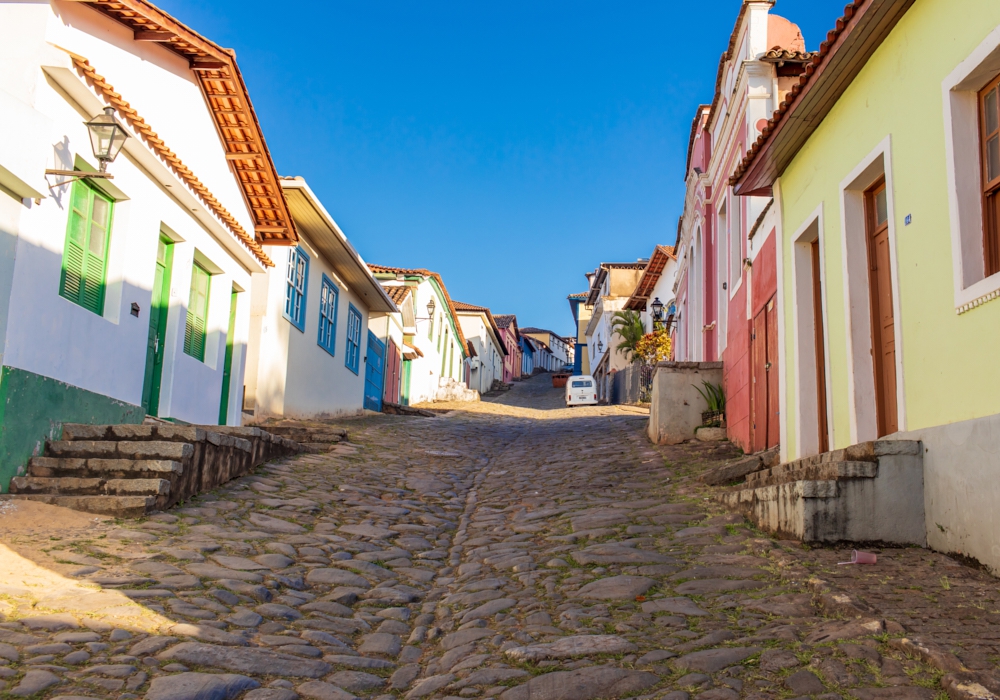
0, 374, 997, 700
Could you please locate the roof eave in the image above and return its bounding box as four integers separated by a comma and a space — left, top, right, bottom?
733, 0, 915, 194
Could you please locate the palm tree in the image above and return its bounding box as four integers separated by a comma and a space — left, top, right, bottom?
610, 310, 646, 363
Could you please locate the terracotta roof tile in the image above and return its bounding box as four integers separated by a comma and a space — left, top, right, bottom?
730, 0, 872, 189
383, 285, 412, 306
78, 0, 297, 247
368, 264, 467, 350
762, 48, 818, 62
70, 56, 272, 267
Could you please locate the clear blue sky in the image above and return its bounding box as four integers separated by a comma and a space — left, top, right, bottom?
160, 0, 846, 337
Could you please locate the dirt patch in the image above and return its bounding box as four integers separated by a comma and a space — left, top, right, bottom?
0, 499, 110, 536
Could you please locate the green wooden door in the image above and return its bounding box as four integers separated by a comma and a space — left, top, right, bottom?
141, 237, 173, 415
219, 289, 238, 425
402, 359, 412, 406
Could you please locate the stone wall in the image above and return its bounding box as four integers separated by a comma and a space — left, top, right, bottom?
647, 362, 723, 445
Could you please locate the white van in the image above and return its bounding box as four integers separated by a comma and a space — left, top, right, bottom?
565, 375, 598, 406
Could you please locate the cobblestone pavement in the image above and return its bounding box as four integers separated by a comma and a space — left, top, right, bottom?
0, 374, 996, 700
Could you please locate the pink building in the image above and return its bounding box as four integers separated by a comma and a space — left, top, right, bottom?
493, 315, 522, 384
672, 1, 811, 454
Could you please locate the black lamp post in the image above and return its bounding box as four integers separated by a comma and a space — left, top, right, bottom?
650, 297, 664, 328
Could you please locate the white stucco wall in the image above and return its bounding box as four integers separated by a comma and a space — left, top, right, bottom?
457, 313, 502, 395
251, 237, 371, 419
379, 278, 463, 405
0, 1, 259, 425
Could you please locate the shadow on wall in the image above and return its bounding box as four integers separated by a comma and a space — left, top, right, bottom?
0, 213, 236, 492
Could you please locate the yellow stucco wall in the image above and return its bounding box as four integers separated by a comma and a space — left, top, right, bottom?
778, 0, 1000, 458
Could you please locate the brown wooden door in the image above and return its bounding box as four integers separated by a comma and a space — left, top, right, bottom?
383, 340, 402, 405
865, 178, 898, 436
751, 307, 768, 453
751, 295, 780, 451
811, 241, 829, 453
765, 297, 780, 449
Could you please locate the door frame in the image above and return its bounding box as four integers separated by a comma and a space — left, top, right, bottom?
864, 176, 898, 437
838, 136, 905, 443
219, 288, 238, 425
141, 235, 173, 416
790, 206, 833, 457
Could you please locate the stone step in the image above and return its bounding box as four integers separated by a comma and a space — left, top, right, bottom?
744, 460, 877, 488
61, 424, 253, 452
45, 440, 194, 461
262, 425, 346, 443
27, 457, 184, 479
9, 476, 170, 497
0, 494, 157, 517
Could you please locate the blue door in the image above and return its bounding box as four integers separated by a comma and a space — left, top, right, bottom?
364, 331, 385, 411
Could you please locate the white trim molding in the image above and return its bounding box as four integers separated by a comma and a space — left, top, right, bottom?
789, 204, 834, 458
942, 22, 1000, 313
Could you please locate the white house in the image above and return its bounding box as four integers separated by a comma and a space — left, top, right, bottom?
521, 327, 572, 370
368, 265, 472, 405
454, 301, 506, 396
244, 178, 397, 419
624, 245, 679, 332
0, 0, 292, 491
583, 262, 646, 401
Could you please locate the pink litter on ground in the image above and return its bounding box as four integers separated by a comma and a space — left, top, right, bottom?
838, 550, 877, 565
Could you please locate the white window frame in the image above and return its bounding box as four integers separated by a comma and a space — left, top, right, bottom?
942, 22, 1000, 313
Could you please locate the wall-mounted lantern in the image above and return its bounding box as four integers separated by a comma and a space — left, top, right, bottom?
46, 106, 130, 183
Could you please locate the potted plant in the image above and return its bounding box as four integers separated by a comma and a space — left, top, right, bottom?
693, 380, 727, 441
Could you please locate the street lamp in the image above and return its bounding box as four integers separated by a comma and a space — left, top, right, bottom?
46, 106, 130, 182
86, 107, 130, 172
650, 297, 664, 324
597, 339, 604, 354
426, 298, 436, 318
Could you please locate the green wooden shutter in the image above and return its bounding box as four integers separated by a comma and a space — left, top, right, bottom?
184, 263, 211, 361
60, 181, 112, 314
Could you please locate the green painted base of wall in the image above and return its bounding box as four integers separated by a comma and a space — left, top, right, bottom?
0, 366, 145, 492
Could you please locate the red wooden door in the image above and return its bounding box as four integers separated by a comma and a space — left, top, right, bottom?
751, 308, 768, 453
765, 296, 780, 449
751, 295, 780, 451
865, 178, 898, 436
383, 340, 401, 405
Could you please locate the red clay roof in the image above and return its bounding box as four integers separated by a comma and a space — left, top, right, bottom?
368, 264, 467, 351
452, 300, 507, 356
71, 57, 272, 267
383, 285, 412, 306
732, 0, 914, 193
624, 245, 677, 311
78, 0, 297, 248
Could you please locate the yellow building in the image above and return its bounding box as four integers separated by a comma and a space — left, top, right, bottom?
734, 0, 1000, 570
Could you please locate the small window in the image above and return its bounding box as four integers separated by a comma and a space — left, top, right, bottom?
60, 179, 113, 315
345, 304, 362, 374
184, 263, 211, 361
318, 275, 339, 356
572, 380, 593, 388
284, 247, 309, 331
981, 75, 1000, 275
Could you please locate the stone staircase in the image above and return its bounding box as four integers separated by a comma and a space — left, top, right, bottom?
3, 423, 301, 517
252, 422, 347, 452
716, 439, 925, 544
